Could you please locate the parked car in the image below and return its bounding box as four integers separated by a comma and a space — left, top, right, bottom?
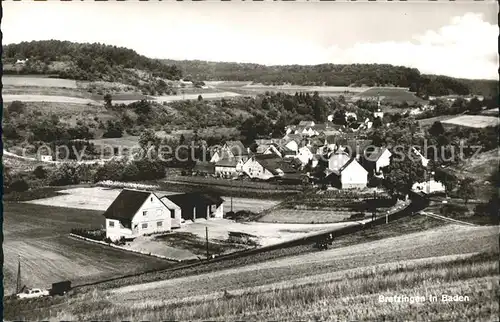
16, 288, 49, 299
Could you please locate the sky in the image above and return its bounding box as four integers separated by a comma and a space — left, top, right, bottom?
2, 1, 498, 80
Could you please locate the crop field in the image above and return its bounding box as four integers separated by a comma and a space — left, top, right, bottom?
357, 87, 425, 103
2, 76, 78, 88
3, 202, 173, 295
442, 115, 500, 128
480, 108, 499, 116
417, 115, 457, 128
7, 221, 498, 320
24, 187, 176, 211
20, 101, 106, 115
25, 186, 278, 214
154, 91, 242, 103
3, 94, 97, 105
239, 84, 369, 93
90, 136, 141, 150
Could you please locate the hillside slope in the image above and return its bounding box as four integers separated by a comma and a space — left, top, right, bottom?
2, 40, 183, 95
163, 59, 498, 97
4, 222, 498, 320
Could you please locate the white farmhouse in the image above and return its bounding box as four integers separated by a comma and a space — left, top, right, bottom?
103, 189, 182, 242
365, 147, 392, 175
326, 152, 368, 189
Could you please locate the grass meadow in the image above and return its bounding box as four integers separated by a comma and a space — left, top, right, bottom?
442, 115, 500, 128
3, 202, 174, 295
6, 251, 498, 321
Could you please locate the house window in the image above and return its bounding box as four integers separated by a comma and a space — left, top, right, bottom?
170, 209, 175, 218
143, 211, 147, 216
109, 221, 114, 227
157, 221, 163, 227
142, 223, 148, 229
151, 197, 153, 202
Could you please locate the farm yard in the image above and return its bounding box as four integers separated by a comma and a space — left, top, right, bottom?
441, 115, 500, 128
2, 202, 174, 295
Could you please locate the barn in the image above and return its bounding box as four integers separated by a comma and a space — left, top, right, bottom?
162, 192, 224, 221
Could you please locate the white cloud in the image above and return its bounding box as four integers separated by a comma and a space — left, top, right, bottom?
322, 13, 498, 79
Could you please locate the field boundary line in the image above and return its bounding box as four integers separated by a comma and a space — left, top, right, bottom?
419, 212, 476, 226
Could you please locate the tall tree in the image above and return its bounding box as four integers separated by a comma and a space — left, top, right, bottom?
457, 178, 475, 204
382, 150, 426, 199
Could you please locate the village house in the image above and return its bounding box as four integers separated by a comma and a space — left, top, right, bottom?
102, 189, 182, 242
210, 140, 248, 163
242, 154, 297, 180
256, 143, 282, 158
162, 192, 224, 221
363, 146, 392, 176
325, 152, 368, 189
215, 158, 244, 177
15, 58, 28, 65
296, 146, 314, 166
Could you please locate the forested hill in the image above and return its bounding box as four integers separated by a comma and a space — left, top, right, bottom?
162, 59, 498, 98
2, 40, 183, 82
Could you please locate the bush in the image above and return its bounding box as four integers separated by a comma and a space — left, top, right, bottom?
440, 204, 468, 218
9, 179, 30, 192
71, 228, 106, 241
348, 213, 365, 220
33, 166, 48, 179
7, 100, 26, 114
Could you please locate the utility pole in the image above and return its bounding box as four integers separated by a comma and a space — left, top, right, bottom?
372, 190, 377, 222
205, 226, 210, 260
16, 255, 21, 294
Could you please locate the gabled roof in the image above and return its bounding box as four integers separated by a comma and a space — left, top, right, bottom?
102, 189, 151, 222
256, 144, 280, 154
164, 192, 224, 208
364, 146, 389, 161
193, 161, 215, 173
224, 140, 248, 156
328, 152, 352, 172
298, 121, 315, 127
325, 157, 364, 176
215, 158, 239, 167
250, 154, 297, 175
